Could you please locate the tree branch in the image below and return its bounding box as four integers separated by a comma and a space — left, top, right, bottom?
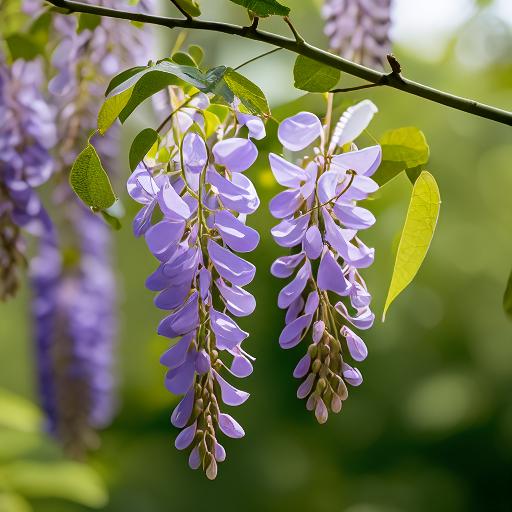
45, 0, 512, 127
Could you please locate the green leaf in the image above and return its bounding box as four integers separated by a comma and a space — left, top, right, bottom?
172, 51, 197, 67
293, 55, 340, 93
101, 210, 122, 230
504, 268, 512, 320
77, 12, 101, 33
224, 68, 269, 116
383, 171, 441, 320
103, 61, 209, 125
108, 61, 206, 97
69, 144, 116, 210
105, 66, 147, 96
4, 461, 108, 508
0, 390, 41, 433
374, 127, 430, 185
97, 87, 133, 134
129, 128, 159, 171
203, 111, 221, 138
5, 34, 42, 61
28, 11, 52, 46
0, 493, 32, 512
173, 0, 201, 17
207, 104, 230, 123
188, 44, 204, 66
227, 0, 290, 16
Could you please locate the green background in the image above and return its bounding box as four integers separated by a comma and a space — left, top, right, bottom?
1, 0, 512, 511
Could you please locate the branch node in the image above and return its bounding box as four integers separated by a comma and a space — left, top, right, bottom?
242, 16, 259, 35
284, 16, 305, 45
386, 54, 405, 82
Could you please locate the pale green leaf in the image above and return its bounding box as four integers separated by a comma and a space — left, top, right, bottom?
383, 171, 441, 320
293, 55, 340, 93
172, 51, 197, 67
69, 144, 116, 210
504, 268, 512, 320
97, 87, 132, 134
203, 110, 221, 138
188, 45, 204, 66
228, 0, 290, 16
173, 0, 201, 17
4, 461, 108, 508
77, 13, 101, 33
224, 68, 269, 116
0, 493, 32, 512
5, 34, 43, 61
0, 390, 41, 433
129, 128, 159, 171
374, 127, 430, 186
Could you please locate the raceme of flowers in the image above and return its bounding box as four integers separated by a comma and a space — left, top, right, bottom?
0, 53, 56, 301
31, 210, 117, 457
128, 90, 264, 479
323, 0, 392, 69
269, 99, 381, 424
16, 0, 153, 452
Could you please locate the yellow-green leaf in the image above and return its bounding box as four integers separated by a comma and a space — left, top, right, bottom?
69, 144, 116, 210
97, 87, 133, 134
4, 461, 108, 508
383, 171, 441, 320
374, 127, 430, 186
0, 390, 41, 433
293, 55, 340, 93
503, 268, 512, 320
224, 68, 269, 116
0, 493, 32, 512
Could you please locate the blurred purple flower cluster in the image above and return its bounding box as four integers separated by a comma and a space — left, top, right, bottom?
31, 210, 117, 456
0, 54, 56, 300
269, 100, 381, 423
128, 90, 264, 478
18, 0, 153, 452
323, 0, 392, 69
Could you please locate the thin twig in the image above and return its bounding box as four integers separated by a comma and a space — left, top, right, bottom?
283, 16, 305, 45
44, 0, 512, 127
234, 47, 282, 71
330, 83, 382, 94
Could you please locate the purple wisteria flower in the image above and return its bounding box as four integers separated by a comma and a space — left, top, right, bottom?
323, 0, 392, 69
269, 100, 381, 423
31, 209, 117, 457
128, 90, 264, 479
0, 54, 56, 300
21, 0, 153, 450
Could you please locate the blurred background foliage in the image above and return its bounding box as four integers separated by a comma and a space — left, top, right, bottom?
1, 0, 512, 510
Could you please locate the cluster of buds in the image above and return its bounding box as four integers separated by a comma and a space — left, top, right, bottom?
128, 89, 264, 478
269, 100, 381, 423
0, 55, 56, 300
323, 0, 392, 69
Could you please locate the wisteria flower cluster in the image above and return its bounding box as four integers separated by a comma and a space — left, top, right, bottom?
19, 0, 153, 453
269, 100, 381, 423
0, 54, 56, 300
31, 211, 117, 457
323, 0, 392, 69
128, 89, 264, 479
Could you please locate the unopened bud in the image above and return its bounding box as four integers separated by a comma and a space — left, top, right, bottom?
312, 320, 325, 343
206, 458, 218, 480
315, 398, 329, 424
337, 379, 349, 401
306, 394, 317, 411
331, 394, 342, 413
